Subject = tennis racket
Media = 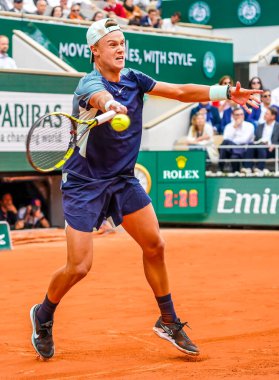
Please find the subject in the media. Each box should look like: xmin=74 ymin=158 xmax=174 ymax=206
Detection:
xmin=26 ymin=110 xmax=116 ymax=173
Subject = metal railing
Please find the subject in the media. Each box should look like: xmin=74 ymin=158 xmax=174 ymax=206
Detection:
xmin=173 ymin=143 xmax=279 ymax=173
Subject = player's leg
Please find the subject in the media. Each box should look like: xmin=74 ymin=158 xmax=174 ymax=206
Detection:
xmin=219 ymin=139 xmax=233 ymax=171
xmin=30 ymin=225 xmax=93 ymax=359
xmin=122 ymin=203 xmax=168 ymax=296
xmin=256 ymin=147 xmax=268 ymax=170
xmin=47 ymin=225 xmax=93 ymax=302
xmin=122 ymin=204 xmax=199 ymax=355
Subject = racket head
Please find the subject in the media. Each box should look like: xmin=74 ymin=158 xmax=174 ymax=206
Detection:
xmin=26 ymin=112 xmax=78 ymax=173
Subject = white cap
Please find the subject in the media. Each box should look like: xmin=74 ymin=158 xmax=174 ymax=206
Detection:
xmin=87 ymin=18 xmax=121 ymax=62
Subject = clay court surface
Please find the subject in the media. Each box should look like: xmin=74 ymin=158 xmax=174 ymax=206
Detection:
xmin=1 ymin=228 xmax=279 ymax=379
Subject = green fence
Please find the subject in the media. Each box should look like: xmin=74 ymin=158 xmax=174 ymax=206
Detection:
xmin=162 ymin=0 xmax=278 ymax=28
xmin=0 ymin=16 xmax=233 ymax=83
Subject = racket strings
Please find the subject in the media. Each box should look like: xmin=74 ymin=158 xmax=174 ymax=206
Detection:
xmin=28 ymin=114 xmax=77 ymax=171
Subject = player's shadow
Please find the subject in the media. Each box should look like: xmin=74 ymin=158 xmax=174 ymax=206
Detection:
xmin=172 ymin=354 xmax=208 ymax=362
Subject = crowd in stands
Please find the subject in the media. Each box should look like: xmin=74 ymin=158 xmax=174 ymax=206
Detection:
xmin=0 ymin=0 xmax=180 ymax=29
xmin=0 ymin=34 xmax=17 ymax=68
xmin=1 ymin=2 xmax=279 ymax=175
xmin=175 ymin=74 xmax=279 ymax=176
xmin=0 ymin=193 xmax=50 ymax=230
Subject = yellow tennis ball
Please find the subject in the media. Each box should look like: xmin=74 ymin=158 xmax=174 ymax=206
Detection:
xmin=111 ymin=114 xmax=130 ymax=132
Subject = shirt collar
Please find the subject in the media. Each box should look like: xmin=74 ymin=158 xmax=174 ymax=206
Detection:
xmin=265 ymin=120 xmax=275 ymax=128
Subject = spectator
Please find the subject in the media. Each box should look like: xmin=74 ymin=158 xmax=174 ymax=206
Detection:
xmin=123 ymin=0 xmax=142 ymax=20
xmin=17 ymin=199 xmax=50 ymax=229
xmin=248 ymin=76 xmax=264 ymax=102
xmin=59 ymin=0 xmax=70 ymax=17
xmin=0 ymin=193 xmax=18 ymax=230
xmin=68 ymin=3 xmax=84 ymax=20
xmin=161 ymin=11 xmax=181 ymax=31
xmin=133 ymin=0 xmax=150 ymax=11
xmin=219 ymin=107 xmax=254 ymax=172
xmin=179 ymin=113 xmax=219 ymax=164
xmin=50 ymin=5 xmax=63 ymax=17
xmin=103 ymin=0 xmax=127 ymax=19
xmin=212 ymin=75 xmax=234 ymax=118
xmin=272 ymin=88 xmax=279 ymax=107
xmin=140 ymin=8 xmax=161 ymax=28
xmin=9 ymin=0 xmax=26 ymax=12
xmin=220 ymin=100 xmax=244 ymax=134
xmin=249 ymin=76 xmax=264 ymax=91
xmin=156 ymin=0 xmax=162 ymax=11
xmin=189 ymin=101 xmax=221 ymax=134
xmin=0 ymin=0 xmax=8 ymax=10
xmin=271 ymin=80 xmax=279 ymax=107
xmin=247 ymin=89 xmax=279 ymax=128
xmin=0 ymin=35 xmax=17 ymax=69
xmin=92 ymin=10 xmax=105 ymax=21
xmin=242 ymin=107 xmax=279 ymax=174
xmin=106 ymin=10 xmax=117 ymax=19
xmin=128 ymin=12 xmax=142 ymax=25
xmin=33 ymin=0 xmax=47 ymax=15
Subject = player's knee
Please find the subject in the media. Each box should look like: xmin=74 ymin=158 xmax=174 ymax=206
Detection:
xmin=68 ymin=262 xmax=92 ymax=281
xmin=144 ymin=237 xmax=165 ymax=260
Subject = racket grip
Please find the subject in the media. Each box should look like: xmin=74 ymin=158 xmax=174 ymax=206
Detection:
xmin=96 ymin=110 xmax=116 ymax=125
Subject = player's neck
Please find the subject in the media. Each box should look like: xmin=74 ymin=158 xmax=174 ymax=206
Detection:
xmin=95 ymin=63 xmax=121 ymax=82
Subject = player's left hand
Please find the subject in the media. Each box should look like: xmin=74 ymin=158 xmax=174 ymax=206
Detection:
xmin=230 ymin=81 xmax=263 ymax=114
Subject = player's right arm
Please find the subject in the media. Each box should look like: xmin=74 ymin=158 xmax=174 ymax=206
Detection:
xmin=89 ymin=90 xmax=127 ymax=114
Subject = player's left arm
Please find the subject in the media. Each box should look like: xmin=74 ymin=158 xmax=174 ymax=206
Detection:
xmin=149 ymin=81 xmax=262 ymax=113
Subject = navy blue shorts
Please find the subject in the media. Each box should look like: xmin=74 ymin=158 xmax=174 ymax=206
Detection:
xmin=61 ymin=171 xmax=151 ymax=232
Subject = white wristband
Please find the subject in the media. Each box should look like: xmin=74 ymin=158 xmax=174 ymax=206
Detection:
xmin=209 ymin=85 xmax=228 ymax=101
xmin=104 ymin=99 xmax=121 ymax=111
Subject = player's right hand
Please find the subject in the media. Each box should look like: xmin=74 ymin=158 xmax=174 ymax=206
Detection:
xmin=106 ymin=100 xmax=127 ymax=114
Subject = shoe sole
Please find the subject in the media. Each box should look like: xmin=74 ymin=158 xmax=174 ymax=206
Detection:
xmin=153 ymin=327 xmax=199 ymax=356
xmin=30 ymin=304 xmax=55 ymax=360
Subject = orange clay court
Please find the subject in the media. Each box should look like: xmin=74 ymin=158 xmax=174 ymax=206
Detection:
xmin=0 ymin=228 xmax=279 ymax=379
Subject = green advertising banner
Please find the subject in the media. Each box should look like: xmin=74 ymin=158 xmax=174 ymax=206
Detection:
xmin=137 ymin=151 xmax=206 ymax=215
xmin=205 ymin=177 xmax=279 ymax=225
xmin=136 ymin=152 xmax=279 ymax=226
xmin=0 ymin=222 xmax=12 ymax=251
xmin=157 ymin=151 xmax=205 ymax=182
xmin=0 ymin=16 xmax=233 ymax=84
xmin=124 ymin=31 xmax=233 ymax=84
xmin=162 ymin=0 xmax=278 ymax=28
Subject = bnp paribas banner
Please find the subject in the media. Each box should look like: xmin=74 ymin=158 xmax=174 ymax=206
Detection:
xmin=0 ymin=17 xmax=233 ymax=83
xmin=0 ymin=71 xmax=80 ymax=171
xmin=0 ymin=91 xmax=72 ymax=152
xmin=162 ymin=0 xmax=278 ymax=28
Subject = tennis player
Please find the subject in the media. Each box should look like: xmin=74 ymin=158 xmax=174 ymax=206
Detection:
xmin=30 ymin=18 xmax=262 ymax=360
